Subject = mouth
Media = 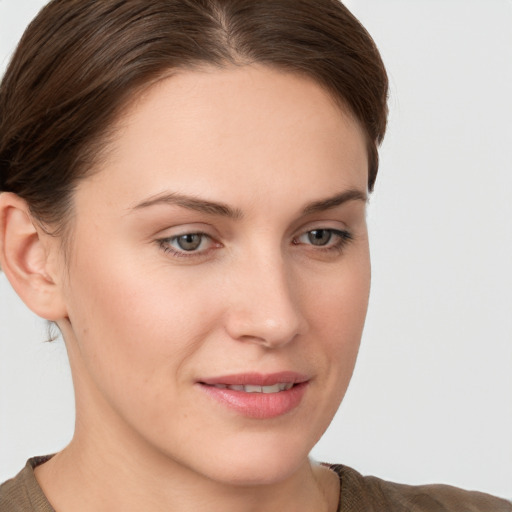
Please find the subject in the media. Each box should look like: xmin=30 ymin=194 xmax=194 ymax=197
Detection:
xmin=197 ymin=372 xmax=309 ymax=419
xmin=208 ymin=382 xmax=294 ymax=393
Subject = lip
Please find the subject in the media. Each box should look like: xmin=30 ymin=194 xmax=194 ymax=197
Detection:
xmin=197 ymin=372 xmax=310 ymax=419
xmin=199 ymin=371 xmax=309 ymax=387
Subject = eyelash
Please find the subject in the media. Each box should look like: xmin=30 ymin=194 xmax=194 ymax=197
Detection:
xmin=157 ymin=232 xmax=216 ymax=258
xmin=156 ymin=228 xmax=353 ymax=259
xmin=293 ymin=228 xmax=353 ymax=254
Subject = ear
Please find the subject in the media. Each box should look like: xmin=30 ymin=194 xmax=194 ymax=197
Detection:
xmin=0 ymin=192 xmax=67 ymax=321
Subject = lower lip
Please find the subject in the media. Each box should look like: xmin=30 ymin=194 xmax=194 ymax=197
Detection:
xmin=198 ymin=382 xmax=308 ymax=419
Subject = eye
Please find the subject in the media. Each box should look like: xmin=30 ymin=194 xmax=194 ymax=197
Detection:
xmin=305 ymin=229 xmax=334 ymax=246
xmin=294 ymin=228 xmax=352 ymax=251
xmin=175 ymin=233 xmax=204 ymax=251
xmin=157 ymin=232 xmax=216 ymax=257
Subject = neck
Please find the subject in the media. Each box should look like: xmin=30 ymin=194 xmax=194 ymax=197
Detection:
xmin=35 ymin=442 xmax=338 ymax=512
xmin=34 ymin=398 xmax=339 ymax=512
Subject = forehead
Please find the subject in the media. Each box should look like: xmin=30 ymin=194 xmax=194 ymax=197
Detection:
xmin=77 ymin=64 xmax=368 ymax=214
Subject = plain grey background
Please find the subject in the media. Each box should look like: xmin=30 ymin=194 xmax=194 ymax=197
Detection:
xmin=1 ymin=0 xmax=511 ymax=499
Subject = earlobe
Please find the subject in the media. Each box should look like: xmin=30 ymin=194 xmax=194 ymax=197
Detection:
xmin=0 ymin=192 xmax=67 ymax=321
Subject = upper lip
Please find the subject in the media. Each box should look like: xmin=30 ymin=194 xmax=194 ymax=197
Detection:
xmin=199 ymin=372 xmax=310 ymax=386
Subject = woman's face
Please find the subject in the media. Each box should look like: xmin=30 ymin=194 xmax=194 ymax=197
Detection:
xmin=56 ymin=65 xmax=370 ymax=485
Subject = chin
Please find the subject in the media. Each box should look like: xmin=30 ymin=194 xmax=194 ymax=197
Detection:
xmin=185 ymin=430 xmax=317 ymax=487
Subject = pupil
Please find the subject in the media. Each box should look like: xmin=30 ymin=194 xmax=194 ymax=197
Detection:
xmin=178 ymin=234 xmax=202 ymax=251
xmin=308 ymin=230 xmax=331 ymax=246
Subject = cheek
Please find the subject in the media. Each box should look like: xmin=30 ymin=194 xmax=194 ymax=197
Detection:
xmin=306 ymin=248 xmax=370 ymax=334
xmin=289 ymin=254 xmax=370 ymax=441
xmin=62 ymin=244 xmax=222 ymax=399
xmin=304 ymin=249 xmax=370 ymax=383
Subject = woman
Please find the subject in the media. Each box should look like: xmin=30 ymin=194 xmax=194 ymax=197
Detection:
xmin=0 ymin=1 xmax=510 ymax=511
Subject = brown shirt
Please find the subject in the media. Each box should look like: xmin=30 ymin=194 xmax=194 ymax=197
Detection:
xmin=1 ymin=456 xmax=511 ymax=511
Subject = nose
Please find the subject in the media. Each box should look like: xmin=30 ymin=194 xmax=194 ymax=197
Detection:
xmin=224 ymin=252 xmax=305 ymax=349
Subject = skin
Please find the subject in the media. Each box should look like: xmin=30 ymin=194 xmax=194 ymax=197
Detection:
xmin=1 ymin=65 xmax=370 ymax=512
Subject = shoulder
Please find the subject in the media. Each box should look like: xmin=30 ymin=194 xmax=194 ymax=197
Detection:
xmin=327 ymin=464 xmax=512 ymax=512
xmin=0 ymin=456 xmax=55 ymax=512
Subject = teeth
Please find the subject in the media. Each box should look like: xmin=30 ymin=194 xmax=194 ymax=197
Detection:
xmin=213 ymin=383 xmax=294 ymax=393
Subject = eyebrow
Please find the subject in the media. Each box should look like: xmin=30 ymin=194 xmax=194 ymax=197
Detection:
xmin=129 ymin=188 xmax=367 ymax=219
xmin=130 ymin=192 xmax=243 ymax=219
xmin=301 ymin=189 xmax=368 ymax=215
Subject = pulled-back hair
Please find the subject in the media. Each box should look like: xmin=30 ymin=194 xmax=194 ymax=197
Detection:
xmin=0 ymin=0 xmax=388 ymax=237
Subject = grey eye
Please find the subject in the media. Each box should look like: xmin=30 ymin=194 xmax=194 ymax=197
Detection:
xmin=307 ymin=229 xmax=332 ymax=246
xmin=176 ymin=234 xmax=203 ymax=251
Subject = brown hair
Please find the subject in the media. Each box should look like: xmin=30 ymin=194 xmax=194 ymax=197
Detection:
xmin=0 ymin=0 xmax=388 ymax=239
